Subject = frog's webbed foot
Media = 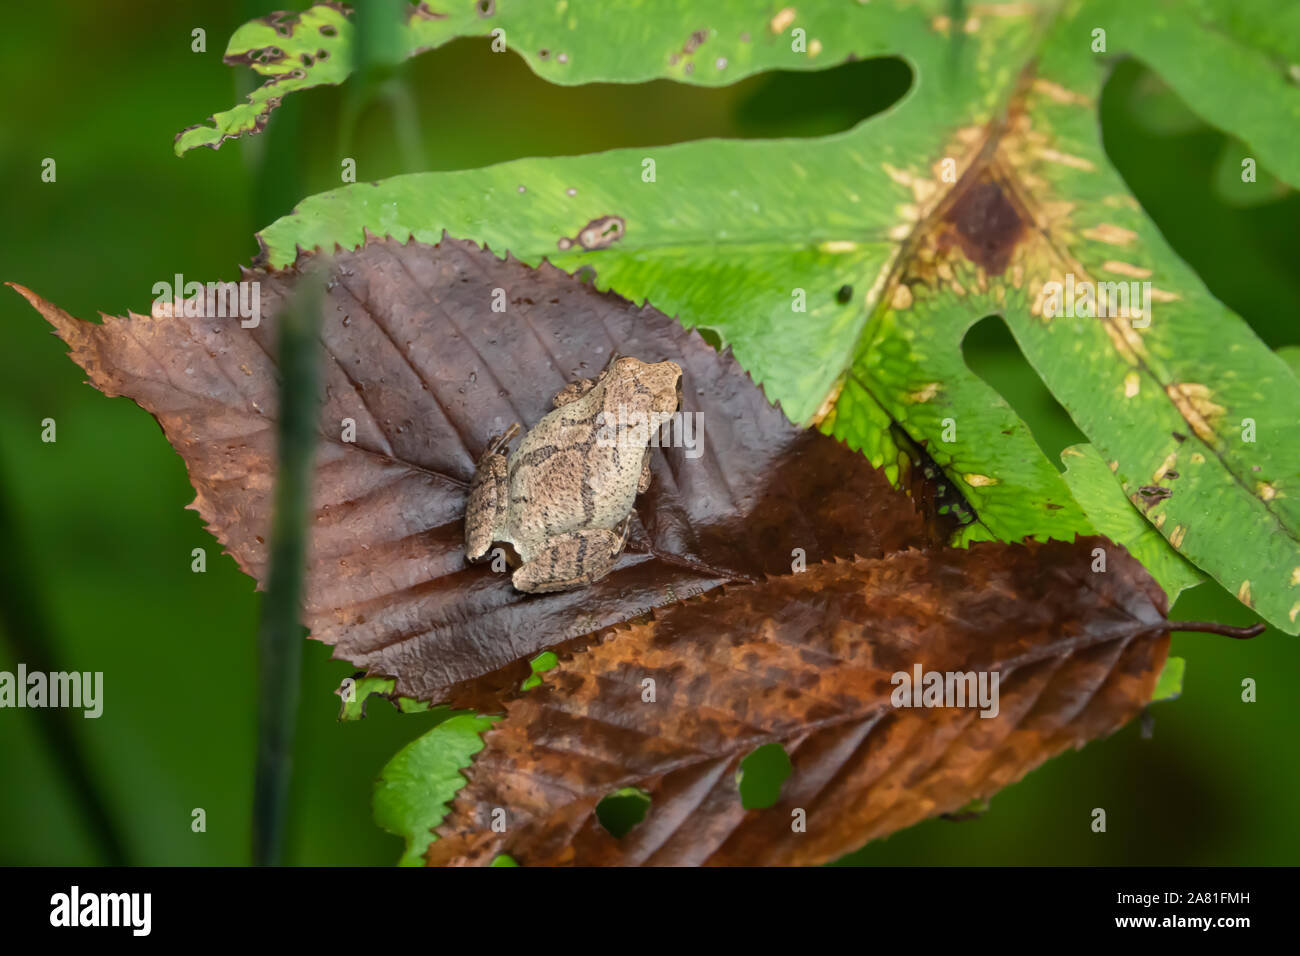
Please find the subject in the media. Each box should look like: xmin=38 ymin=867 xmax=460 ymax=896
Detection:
xmin=511 ymin=527 xmax=627 ymax=593
xmin=464 ymin=425 xmax=519 ymax=562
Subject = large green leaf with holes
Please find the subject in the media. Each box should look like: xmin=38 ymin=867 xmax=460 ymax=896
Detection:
xmin=190 ymin=0 xmax=1300 ymax=632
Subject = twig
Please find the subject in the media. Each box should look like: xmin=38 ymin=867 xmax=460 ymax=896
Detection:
xmin=1164 ymin=620 xmax=1267 ymax=640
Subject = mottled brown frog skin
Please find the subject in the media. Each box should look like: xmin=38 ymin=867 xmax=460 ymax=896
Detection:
xmin=464 ymin=356 xmax=683 ymax=593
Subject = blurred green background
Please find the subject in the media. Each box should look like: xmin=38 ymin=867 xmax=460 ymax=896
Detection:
xmin=0 ymin=1 xmax=1296 ymax=866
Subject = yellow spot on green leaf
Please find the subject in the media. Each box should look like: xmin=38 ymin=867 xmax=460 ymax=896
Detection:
xmin=1082 ymin=224 xmax=1137 ymax=246
xmin=1102 ymin=260 xmax=1153 ymax=279
xmin=770 ymin=8 xmax=796 ymax=33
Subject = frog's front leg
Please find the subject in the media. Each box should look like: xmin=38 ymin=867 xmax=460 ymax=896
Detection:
xmin=638 ymin=448 xmax=653 ymax=493
xmin=464 ymin=426 xmax=518 ymax=562
xmin=511 ymin=525 xmax=629 ymax=593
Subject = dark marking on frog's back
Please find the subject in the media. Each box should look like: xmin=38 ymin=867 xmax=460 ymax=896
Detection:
xmin=942 ymin=176 xmax=1025 ymax=275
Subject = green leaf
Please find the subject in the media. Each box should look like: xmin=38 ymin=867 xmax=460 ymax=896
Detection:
xmin=178 ymin=1 xmax=949 ymax=155
xmin=1060 ymin=444 xmax=1206 ymax=603
xmin=520 ymin=651 xmax=559 ymax=692
xmin=188 ymin=1 xmax=1300 ymax=188
xmin=1278 ymin=346 xmax=1300 ymax=379
xmin=1212 ymin=137 xmax=1290 ymax=208
xmin=176 ymin=3 xmax=355 ymax=155
xmin=336 ymin=675 xmax=432 ymax=720
xmin=833 ymin=281 xmax=1094 ymax=546
xmin=246 ymin=1 xmax=1300 ymax=632
xmin=1151 ymin=656 xmax=1186 ymax=703
xmin=1104 ymin=0 xmax=1300 ymax=190
xmin=736 ymin=743 xmax=793 ymax=811
xmin=373 ymin=713 xmax=498 ymax=866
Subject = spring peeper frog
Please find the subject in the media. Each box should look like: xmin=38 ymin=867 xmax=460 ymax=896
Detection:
xmin=464 ymin=355 xmax=683 ymax=593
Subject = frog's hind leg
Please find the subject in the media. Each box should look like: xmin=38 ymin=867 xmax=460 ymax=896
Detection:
xmin=464 ymin=425 xmax=519 ymax=562
xmin=511 ymin=527 xmax=627 ymax=593
xmin=552 ymin=378 xmax=597 ymax=408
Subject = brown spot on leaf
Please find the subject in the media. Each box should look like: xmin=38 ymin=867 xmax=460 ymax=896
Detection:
xmin=1138 ymin=485 xmax=1172 ymax=506
xmin=410 ymin=1 xmax=449 ymax=21
xmin=683 ymin=29 xmax=709 ymax=54
xmin=560 ymin=215 xmax=625 ymax=251
xmin=940 ymin=176 xmax=1026 ymax=275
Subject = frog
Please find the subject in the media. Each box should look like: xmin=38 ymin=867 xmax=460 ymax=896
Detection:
xmin=464 ymin=355 xmax=683 ymax=593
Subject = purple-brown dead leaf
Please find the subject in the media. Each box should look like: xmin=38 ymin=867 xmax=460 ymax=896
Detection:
xmin=12 ymin=236 xmax=942 ymax=705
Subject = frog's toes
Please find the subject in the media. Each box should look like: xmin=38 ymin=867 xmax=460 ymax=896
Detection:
xmin=465 ymin=453 xmax=509 ymax=561
xmin=481 ymin=423 xmax=521 ymax=458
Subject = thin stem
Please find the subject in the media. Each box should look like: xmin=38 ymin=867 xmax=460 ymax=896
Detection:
xmin=0 ymin=455 xmax=128 ymax=865
xmin=1164 ymin=620 xmax=1266 ymax=640
xmin=251 ymin=273 xmax=325 ymax=866
xmin=384 ymin=77 xmax=425 ymax=175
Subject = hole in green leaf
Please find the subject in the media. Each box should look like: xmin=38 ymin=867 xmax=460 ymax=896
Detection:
xmin=736 ymin=743 xmax=793 ymax=810
xmin=331 ymin=43 xmax=913 ymax=180
xmin=595 ymin=787 xmax=651 ymax=838
xmin=961 ymin=314 xmax=1085 ymax=470
xmin=696 ymin=326 xmax=723 ymax=350
xmin=732 ymin=57 xmax=913 ymax=138
xmin=1099 ymin=60 xmax=1300 ymax=348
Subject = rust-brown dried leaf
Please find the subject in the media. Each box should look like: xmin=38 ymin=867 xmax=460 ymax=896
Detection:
xmin=427 ymin=537 xmax=1172 ymax=866
xmin=13 ymin=237 xmax=939 ymax=705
